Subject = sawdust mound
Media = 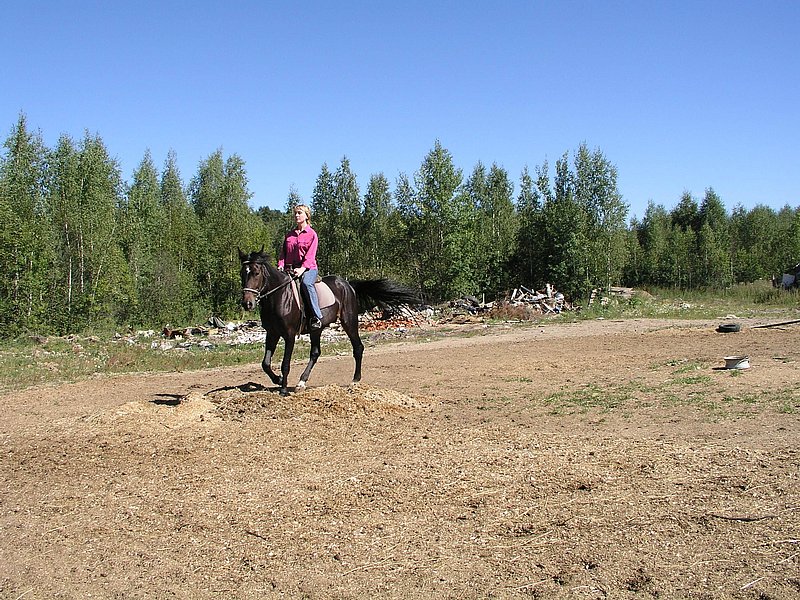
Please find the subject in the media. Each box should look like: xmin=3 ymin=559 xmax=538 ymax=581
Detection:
xmin=208 ymin=383 xmax=431 ymax=421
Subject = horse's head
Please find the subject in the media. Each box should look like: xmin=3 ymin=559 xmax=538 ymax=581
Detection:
xmin=239 ymin=248 xmax=269 ymax=311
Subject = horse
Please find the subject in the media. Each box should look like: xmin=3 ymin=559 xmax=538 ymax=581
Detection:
xmin=239 ymin=249 xmax=421 ymax=396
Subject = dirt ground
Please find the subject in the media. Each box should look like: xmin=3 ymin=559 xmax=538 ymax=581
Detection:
xmin=1 ymin=317 xmax=798 ymax=599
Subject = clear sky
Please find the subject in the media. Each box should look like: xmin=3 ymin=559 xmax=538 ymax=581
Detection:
xmin=3 ymin=1 xmax=798 ymax=220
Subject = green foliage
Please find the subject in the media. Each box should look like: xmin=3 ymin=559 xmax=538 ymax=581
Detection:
xmin=0 ymin=334 xmax=267 ymax=393
xmin=154 ymin=151 xmax=205 ymax=325
xmin=472 ymin=162 xmax=518 ymax=297
xmin=574 ymin=143 xmax=629 ymax=292
xmin=0 ymin=114 xmax=53 ymax=334
xmin=189 ymin=150 xmax=268 ymax=317
xmin=1 ymin=115 xmax=798 ymax=338
xmin=361 ymin=173 xmax=405 ymax=279
xmin=396 ymin=140 xmax=470 ymax=301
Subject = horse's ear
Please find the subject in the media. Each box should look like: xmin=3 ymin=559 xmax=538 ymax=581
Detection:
xmin=259 ymin=245 xmax=264 ymax=255
xmin=238 ymin=248 xmax=247 ymax=262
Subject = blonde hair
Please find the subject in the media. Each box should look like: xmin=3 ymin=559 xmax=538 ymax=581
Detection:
xmin=294 ymin=204 xmax=312 ymax=227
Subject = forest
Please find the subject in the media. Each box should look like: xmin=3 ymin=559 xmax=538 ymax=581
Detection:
xmin=1 ymin=114 xmax=798 ymax=337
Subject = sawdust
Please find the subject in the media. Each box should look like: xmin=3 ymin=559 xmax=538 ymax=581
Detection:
xmin=1 ymin=318 xmax=799 ymax=599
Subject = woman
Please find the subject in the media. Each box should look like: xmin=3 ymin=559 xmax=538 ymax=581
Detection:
xmin=277 ymin=204 xmax=323 ymax=330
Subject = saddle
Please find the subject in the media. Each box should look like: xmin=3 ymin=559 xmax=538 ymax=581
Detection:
xmin=290 ymin=278 xmax=336 ymax=331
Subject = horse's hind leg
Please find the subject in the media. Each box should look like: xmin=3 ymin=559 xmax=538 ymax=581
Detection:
xmin=341 ymin=315 xmax=365 ymax=383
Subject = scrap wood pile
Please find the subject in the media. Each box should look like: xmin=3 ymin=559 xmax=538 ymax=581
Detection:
xmin=359 ymin=304 xmax=430 ymax=332
xmin=507 ymin=284 xmax=570 ymax=313
xmin=449 ymin=295 xmax=489 ymax=315
xmin=443 ymin=284 xmax=574 ymax=323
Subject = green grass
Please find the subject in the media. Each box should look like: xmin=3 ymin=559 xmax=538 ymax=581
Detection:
xmin=1 ymin=280 xmax=797 ymax=395
xmin=539 ymin=378 xmax=800 ymax=417
xmin=543 ymin=383 xmax=636 ymax=413
xmin=0 ymin=335 xmax=267 ymax=393
xmin=576 ymin=279 xmax=799 ymax=321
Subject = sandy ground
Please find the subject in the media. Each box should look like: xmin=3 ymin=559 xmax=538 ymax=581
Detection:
xmin=1 ymin=317 xmax=798 ymax=599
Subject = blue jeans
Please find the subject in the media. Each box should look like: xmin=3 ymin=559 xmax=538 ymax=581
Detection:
xmin=301 ymin=269 xmax=323 ymax=320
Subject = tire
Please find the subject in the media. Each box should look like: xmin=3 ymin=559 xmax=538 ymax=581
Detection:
xmin=717 ymin=323 xmax=741 ymax=333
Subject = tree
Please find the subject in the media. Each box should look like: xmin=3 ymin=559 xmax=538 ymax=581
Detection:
xmin=393 ymin=172 xmax=420 ymax=287
xmin=330 ymin=157 xmax=362 ymax=275
xmin=697 ymin=188 xmax=731 ymax=286
xmin=671 ymin=191 xmax=700 ymax=232
xmin=573 ymin=143 xmax=628 ymax=292
xmin=148 ymin=151 xmax=203 ymax=325
xmin=462 ymin=162 xmax=489 ymax=293
xmin=47 ymin=132 xmax=130 ymax=330
xmin=667 ymin=224 xmax=697 ymax=288
xmin=696 ymin=222 xmax=729 ymax=288
xmin=769 ymin=205 xmax=800 ymax=280
xmin=411 ymin=140 xmax=467 ymax=300
xmin=478 ymin=163 xmax=517 ymax=296
xmin=362 ymin=172 xmax=401 ymax=278
xmin=0 ymin=114 xmax=53 ymax=333
xmin=190 ymin=150 xmax=265 ymax=316
xmin=635 ymin=201 xmax=673 ymax=286
xmin=256 ymin=204 xmax=288 ymax=261
xmin=310 ymin=164 xmax=336 ymax=271
xmin=510 ymin=165 xmax=544 ymax=287
xmin=668 ymin=192 xmax=701 ymax=288
xmin=537 ymin=153 xmax=590 ymax=299
xmin=121 ymin=150 xmax=165 ymax=322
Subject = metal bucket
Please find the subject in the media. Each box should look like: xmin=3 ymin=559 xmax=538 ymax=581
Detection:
xmin=723 ymin=355 xmax=750 ymax=369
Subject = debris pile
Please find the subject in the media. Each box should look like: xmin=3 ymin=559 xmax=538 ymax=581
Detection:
xmin=359 ymin=304 xmax=432 ymax=332
xmin=774 ymin=262 xmax=800 ymax=289
xmin=589 ymin=286 xmax=635 ymax=305
xmin=123 ymin=309 xmax=428 ymax=352
xmin=112 ymin=283 xmax=588 ymax=353
xmin=449 ymin=296 xmax=487 ymax=314
xmin=442 ymin=285 xmax=573 ymax=322
xmin=508 ymin=284 xmax=569 ymax=314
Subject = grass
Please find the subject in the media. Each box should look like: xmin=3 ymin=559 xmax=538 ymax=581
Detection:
xmin=577 ymin=280 xmax=799 ymax=321
xmin=0 ymin=335 xmax=266 ymax=393
xmin=538 ymin=375 xmax=800 ymax=417
xmin=1 ymin=280 xmax=797 ymax=395
xmin=543 ymin=383 xmax=635 ymax=413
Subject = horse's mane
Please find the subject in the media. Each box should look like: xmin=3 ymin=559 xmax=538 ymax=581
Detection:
xmin=244 ymin=250 xmax=284 ymax=278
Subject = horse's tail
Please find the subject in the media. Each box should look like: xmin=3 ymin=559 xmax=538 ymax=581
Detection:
xmin=349 ymin=278 xmax=422 ymax=314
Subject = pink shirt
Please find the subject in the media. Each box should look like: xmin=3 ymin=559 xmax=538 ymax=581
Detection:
xmin=278 ymin=226 xmax=319 ymax=269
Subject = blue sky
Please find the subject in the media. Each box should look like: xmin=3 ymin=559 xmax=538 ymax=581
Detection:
xmin=3 ymin=1 xmax=798 ymax=220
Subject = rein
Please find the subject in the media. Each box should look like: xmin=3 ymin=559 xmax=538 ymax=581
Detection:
xmin=242 ymin=261 xmax=294 ymax=302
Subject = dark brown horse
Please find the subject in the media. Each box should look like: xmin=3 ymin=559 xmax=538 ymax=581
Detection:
xmin=239 ymin=249 xmax=420 ymax=396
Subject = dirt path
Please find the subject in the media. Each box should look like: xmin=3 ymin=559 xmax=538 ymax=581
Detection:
xmin=1 ymin=318 xmax=798 ymax=599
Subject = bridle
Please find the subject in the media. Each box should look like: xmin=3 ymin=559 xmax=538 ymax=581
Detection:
xmin=241 ymin=260 xmax=294 ymax=302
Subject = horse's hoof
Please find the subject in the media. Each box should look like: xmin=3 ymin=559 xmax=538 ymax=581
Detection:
xmin=279 ymin=388 xmax=290 ymax=397
xmin=296 ymin=380 xmax=306 ymax=391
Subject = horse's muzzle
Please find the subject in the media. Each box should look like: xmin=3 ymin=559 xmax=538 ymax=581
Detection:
xmin=242 ymin=293 xmax=258 ymax=311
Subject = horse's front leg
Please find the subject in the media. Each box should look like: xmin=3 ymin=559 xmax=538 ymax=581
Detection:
xmin=261 ymin=331 xmax=282 ymax=386
xmin=278 ymin=335 xmax=295 ymax=396
xmin=296 ymin=331 xmax=322 ymax=391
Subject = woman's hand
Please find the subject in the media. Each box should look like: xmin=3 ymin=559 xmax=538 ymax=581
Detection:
xmin=292 ymin=267 xmax=306 ymax=278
